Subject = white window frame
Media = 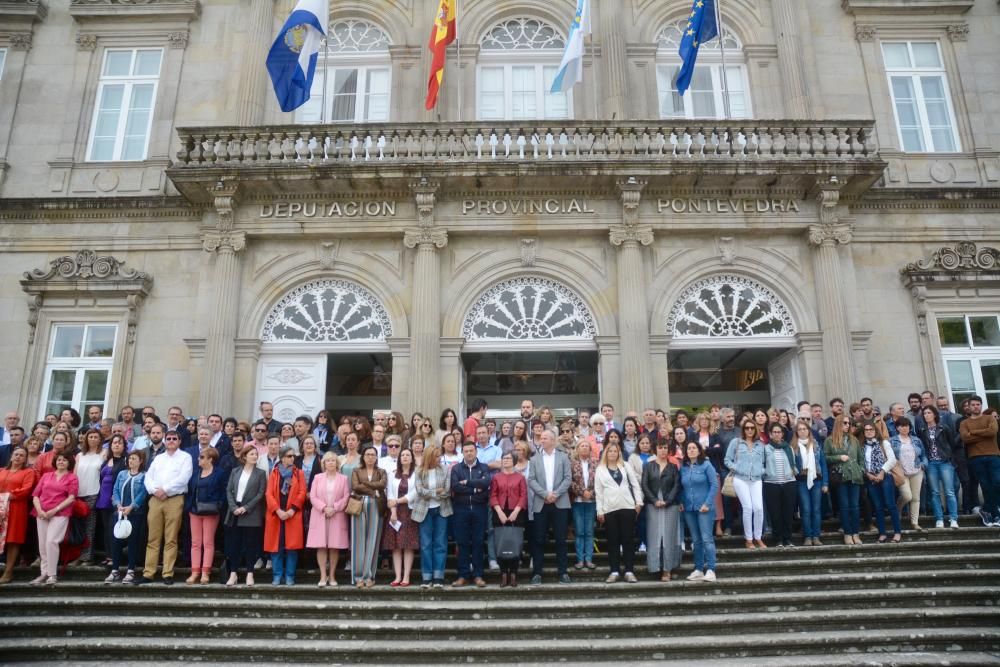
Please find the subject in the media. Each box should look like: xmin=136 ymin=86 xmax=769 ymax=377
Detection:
xmin=476 ymin=55 xmax=572 ymax=121
xmin=86 ymin=48 xmax=163 ymax=162
xmin=39 ymin=323 xmax=118 ymax=419
xmin=0 ymin=48 xmax=6 ymax=81
xmin=937 ymin=314 xmax=1000 ymax=409
xmin=298 ymin=56 xmax=392 ymax=124
xmin=655 ymin=61 xmax=751 ymax=120
xmin=881 ymin=40 xmax=961 ymax=153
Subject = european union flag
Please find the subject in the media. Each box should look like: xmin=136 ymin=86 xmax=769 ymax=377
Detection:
xmin=265 ymin=0 xmax=328 ymax=112
xmin=676 ymin=0 xmax=718 ymax=96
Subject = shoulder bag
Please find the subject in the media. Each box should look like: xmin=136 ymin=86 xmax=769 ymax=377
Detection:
xmin=721 ymin=472 xmax=737 ymax=498
xmin=883 ymin=442 xmax=907 ymax=487
xmin=345 ymin=495 xmax=364 ymax=516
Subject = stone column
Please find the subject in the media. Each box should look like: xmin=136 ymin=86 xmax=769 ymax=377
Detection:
xmin=771 ymin=0 xmax=811 ymax=118
xmin=808 ymin=179 xmax=857 ymax=404
xmin=235 ymin=0 xmax=274 ymax=125
xmin=403 ymin=179 xmax=446 ymax=418
xmin=610 ymin=178 xmax=654 ymax=412
xmin=598 ymin=0 xmax=629 ymax=119
xmin=199 ymin=179 xmax=244 ymax=415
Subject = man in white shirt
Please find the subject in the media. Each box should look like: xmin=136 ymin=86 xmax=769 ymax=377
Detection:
xmin=137 ymin=430 xmax=192 ymax=585
xmin=379 ymin=435 xmax=402 ymax=475
xmin=0 ymin=411 xmax=19 ymax=445
xmin=601 ymin=403 xmax=618 ymax=433
xmin=258 ymin=435 xmax=281 ymax=474
xmin=527 ymin=430 xmax=572 ymax=585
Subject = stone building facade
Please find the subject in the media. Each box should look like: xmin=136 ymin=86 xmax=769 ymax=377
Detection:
xmin=1 ymin=0 xmax=998 ymax=424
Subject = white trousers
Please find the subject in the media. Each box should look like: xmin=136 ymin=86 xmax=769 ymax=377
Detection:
xmin=733 ymin=477 xmax=764 ymax=540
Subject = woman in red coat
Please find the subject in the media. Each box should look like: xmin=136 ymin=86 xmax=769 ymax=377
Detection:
xmin=264 ymin=446 xmax=307 ymax=586
xmin=0 ymin=447 xmax=37 ymax=584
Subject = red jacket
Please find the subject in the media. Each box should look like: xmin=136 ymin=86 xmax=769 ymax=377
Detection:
xmin=263 ymin=466 xmax=307 ymax=553
xmin=489 ymin=471 xmax=527 ymax=512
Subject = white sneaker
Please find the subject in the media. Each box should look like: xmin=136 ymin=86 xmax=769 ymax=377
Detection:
xmin=489 ymin=560 xmax=500 ymax=572
xmin=949 ymin=519 xmax=959 ymax=529
xmin=934 ymin=520 xmax=944 ymax=529
xmin=703 ymin=570 xmax=717 ymax=582
xmin=686 ymin=570 xmax=704 ymax=581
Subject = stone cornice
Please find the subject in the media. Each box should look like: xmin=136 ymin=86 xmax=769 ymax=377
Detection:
xmin=842 ymin=0 xmax=974 ymax=15
xmin=69 ymin=0 xmax=200 ymax=22
xmin=0 ymin=195 xmax=203 ymax=221
xmin=0 ymin=0 xmax=47 ymax=21
xmin=852 ymin=188 xmax=1000 ymax=212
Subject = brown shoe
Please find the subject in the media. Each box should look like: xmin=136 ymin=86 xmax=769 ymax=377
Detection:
xmin=753 ymin=539 xmax=768 ymax=549
xmin=185 ymin=572 xmax=199 ymax=585
xmin=745 ymin=540 xmax=756 ymax=550
xmin=500 ymin=574 xmax=508 ymax=588
xmin=474 ymin=577 xmax=487 ymax=588
xmin=451 ymin=578 xmax=467 ymax=588
xmin=509 ymin=573 xmax=517 ymax=588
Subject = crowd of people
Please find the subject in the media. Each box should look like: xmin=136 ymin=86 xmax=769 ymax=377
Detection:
xmin=0 ymin=390 xmax=997 ymax=589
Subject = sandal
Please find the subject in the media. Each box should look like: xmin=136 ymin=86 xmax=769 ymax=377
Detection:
xmin=660 ymin=572 xmax=671 ymax=582
xmin=891 ymin=534 xmax=902 ymax=543
xmin=877 ymin=535 xmax=888 ymax=543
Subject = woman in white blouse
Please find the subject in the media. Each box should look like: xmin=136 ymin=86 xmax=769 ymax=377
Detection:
xmin=72 ymin=427 xmax=105 ymax=565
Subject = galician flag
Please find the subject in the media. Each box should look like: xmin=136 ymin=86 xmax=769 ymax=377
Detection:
xmin=265 ymin=0 xmax=329 ymax=112
xmin=550 ymin=0 xmax=591 ymax=93
xmin=425 ymin=0 xmax=457 ymax=110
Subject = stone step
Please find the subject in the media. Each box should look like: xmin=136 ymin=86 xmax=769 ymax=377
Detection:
xmin=3 ymin=628 xmax=998 ymax=663
xmin=4 ymin=606 xmax=996 ymax=642
xmin=3 ymin=585 xmax=993 ymax=622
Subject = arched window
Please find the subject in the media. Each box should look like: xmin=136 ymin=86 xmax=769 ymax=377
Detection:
xmin=477 ymin=17 xmax=571 ymax=120
xmin=261 ymin=279 xmax=393 ymax=343
xmin=297 ymin=19 xmax=392 ymax=123
xmin=666 ymin=275 xmax=795 ymax=338
xmin=655 ymin=18 xmax=750 ymax=119
xmin=463 ymin=277 xmax=597 ymax=342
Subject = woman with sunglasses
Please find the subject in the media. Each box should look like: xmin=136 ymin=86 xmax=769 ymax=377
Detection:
xmin=312 ymin=410 xmax=334 ymax=452
xmin=825 ymin=415 xmax=865 ymax=545
xmin=264 ymin=446 xmax=307 ymax=585
xmin=724 ymin=420 xmax=767 ymax=549
xmin=185 ymin=447 xmax=227 ymax=584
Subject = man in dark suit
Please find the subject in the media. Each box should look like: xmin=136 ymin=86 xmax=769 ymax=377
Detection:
xmin=528 ymin=430 xmax=573 ymax=585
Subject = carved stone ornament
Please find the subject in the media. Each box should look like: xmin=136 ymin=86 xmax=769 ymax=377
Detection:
xmin=403 ymin=226 xmax=448 ymax=249
xmin=202 ymin=231 xmax=246 ymax=254
xmin=23 ymin=249 xmax=147 ymax=281
xmin=261 ymin=279 xmax=392 ymax=343
xmin=410 ymin=178 xmax=439 ymax=225
xmin=267 ymin=368 xmax=313 ymax=385
xmin=854 ymin=24 xmax=876 ymax=42
xmin=946 ymin=24 xmax=969 ymax=42
xmin=210 ymin=177 xmax=240 ymax=231
xmin=317 ymin=240 xmax=339 ymax=270
xmin=807 ymin=223 xmax=853 ymax=247
xmin=75 ymin=33 xmax=97 ymax=50
xmin=71 ymin=0 xmax=197 ymax=5
xmin=666 ymin=274 xmax=796 ymax=338
xmin=617 ymin=176 xmax=647 ymax=225
xmin=9 ymin=32 xmax=32 ymax=51
xmin=902 ymin=241 xmax=1000 ymax=273
xmin=462 ymin=276 xmax=598 ymax=341
xmin=717 ymin=236 xmax=737 ymax=265
xmin=815 ymin=176 xmax=842 ymax=225
xmin=520 ymin=238 xmax=537 ymax=267
xmin=167 ymin=31 xmax=189 ymax=48
xmin=25 ymin=295 xmax=42 ymax=345
xmin=609 ymin=224 xmax=654 ymax=247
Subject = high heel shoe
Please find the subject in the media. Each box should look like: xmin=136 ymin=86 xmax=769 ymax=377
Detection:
xmin=245 ymin=573 xmax=254 ymax=587
xmin=753 ymin=539 xmax=767 ymax=549
xmin=185 ymin=572 xmax=199 ymax=585
xmin=200 ymin=572 xmax=211 ymax=585
xmin=226 ymin=572 xmax=238 ymax=587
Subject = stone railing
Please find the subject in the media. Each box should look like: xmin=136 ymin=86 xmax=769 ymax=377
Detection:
xmin=173 ymin=121 xmax=878 ymax=167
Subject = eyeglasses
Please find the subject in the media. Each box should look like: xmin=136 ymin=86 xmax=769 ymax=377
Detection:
xmin=165 ymin=436 xmax=179 ymax=441
xmin=560 ymin=429 xmax=573 ymax=434
xmin=387 ymin=444 xmax=400 ymax=449
xmin=253 ymin=428 xmax=265 ymax=432
xmin=743 ymin=426 xmax=755 ymax=431
xmin=842 ymin=420 xmax=851 ymax=425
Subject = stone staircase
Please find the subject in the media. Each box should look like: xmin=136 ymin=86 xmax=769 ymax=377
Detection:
xmin=1 ymin=516 xmax=998 ymax=665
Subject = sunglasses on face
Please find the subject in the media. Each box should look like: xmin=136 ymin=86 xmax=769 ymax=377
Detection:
xmin=388 ymin=444 xmax=400 ymax=449
xmin=165 ymin=437 xmax=179 ymax=441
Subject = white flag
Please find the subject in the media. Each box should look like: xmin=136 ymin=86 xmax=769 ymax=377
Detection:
xmin=550 ymin=0 xmax=591 ymax=93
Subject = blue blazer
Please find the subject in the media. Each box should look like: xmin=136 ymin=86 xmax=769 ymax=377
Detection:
xmin=185 ymin=466 xmax=228 ymax=512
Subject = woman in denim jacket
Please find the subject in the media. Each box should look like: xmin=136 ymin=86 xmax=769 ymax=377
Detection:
xmin=680 ymin=441 xmax=720 ymax=582
xmin=889 ymin=418 xmax=928 ymax=530
xmin=723 ymin=420 xmax=767 ymax=549
xmin=793 ymin=420 xmax=828 ymax=546
xmin=108 ymin=449 xmax=148 ymax=583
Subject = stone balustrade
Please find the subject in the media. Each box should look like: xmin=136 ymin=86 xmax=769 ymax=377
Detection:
xmin=173 ymin=121 xmax=878 ymax=167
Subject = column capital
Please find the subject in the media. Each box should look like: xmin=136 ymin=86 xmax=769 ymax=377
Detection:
xmin=403 ymin=226 xmax=448 ymax=249
xmin=610 ymin=224 xmax=654 ymax=247
xmin=208 ymin=176 xmax=241 ymax=231
xmin=807 ymin=223 xmax=852 ymax=247
xmin=203 ymin=231 xmax=247 ymax=254
xmin=409 ymin=177 xmax=441 ymax=225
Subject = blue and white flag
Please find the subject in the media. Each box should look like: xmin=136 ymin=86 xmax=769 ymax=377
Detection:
xmin=550 ymin=0 xmax=591 ymax=93
xmin=676 ymin=0 xmax=719 ymax=96
xmin=266 ymin=0 xmax=328 ymax=112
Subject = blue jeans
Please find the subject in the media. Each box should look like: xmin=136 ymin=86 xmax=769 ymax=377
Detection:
xmin=572 ymin=501 xmax=596 ymax=563
xmin=835 ymin=482 xmax=861 ymax=535
xmin=926 ymin=460 xmax=958 ymax=522
xmin=866 ymin=476 xmax=901 ymax=536
xmin=968 ymin=455 xmax=1000 ymax=517
xmin=270 ymin=547 xmax=298 ymax=584
xmin=452 ymin=503 xmax=487 ymax=579
xmin=797 ymin=481 xmax=823 ymax=539
xmin=418 ymin=506 xmax=448 ymax=582
xmin=683 ymin=510 xmax=717 ymax=571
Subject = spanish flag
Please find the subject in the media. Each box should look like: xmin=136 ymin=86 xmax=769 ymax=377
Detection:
xmin=425 ymin=0 xmax=457 ymax=110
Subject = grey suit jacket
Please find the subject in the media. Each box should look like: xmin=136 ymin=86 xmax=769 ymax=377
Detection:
xmin=225 ymin=466 xmax=267 ymax=528
xmin=528 ymin=449 xmax=572 ymax=513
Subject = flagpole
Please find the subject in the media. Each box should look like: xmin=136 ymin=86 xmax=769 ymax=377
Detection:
xmin=320 ymin=36 xmax=328 ymax=123
xmin=455 ymin=0 xmax=463 ymax=122
xmin=714 ymin=0 xmax=731 ymax=121
xmin=589 ymin=32 xmax=598 ymax=119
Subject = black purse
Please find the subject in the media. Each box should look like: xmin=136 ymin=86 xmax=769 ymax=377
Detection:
xmin=192 ymin=479 xmax=222 ymax=516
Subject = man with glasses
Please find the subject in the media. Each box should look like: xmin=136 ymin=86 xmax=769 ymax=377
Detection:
xmin=136 ymin=430 xmax=192 ymax=585
xmin=825 ymin=398 xmax=846 ymax=434
xmin=249 ymin=423 xmax=269 ymax=457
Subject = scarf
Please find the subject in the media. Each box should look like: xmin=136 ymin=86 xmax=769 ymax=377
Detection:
xmin=277 ymin=463 xmax=295 ymax=495
xmin=773 ymin=441 xmax=798 ymax=478
xmin=865 ymin=438 xmax=886 ymax=474
xmin=797 ymin=439 xmax=816 ymax=489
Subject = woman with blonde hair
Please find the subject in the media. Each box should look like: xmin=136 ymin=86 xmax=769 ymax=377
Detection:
xmin=793 ymin=420 xmax=827 ymax=546
xmin=825 ymin=414 xmax=865 ymax=545
xmin=595 ymin=441 xmax=643 ymax=583
xmin=306 ymin=452 xmax=350 ymax=587
xmin=410 ymin=446 xmax=452 ymax=588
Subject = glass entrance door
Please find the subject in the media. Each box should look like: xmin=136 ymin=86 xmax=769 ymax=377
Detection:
xmin=462 ymin=350 xmax=599 ymax=416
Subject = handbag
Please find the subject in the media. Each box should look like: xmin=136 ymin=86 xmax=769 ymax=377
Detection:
xmin=494 ymin=524 xmax=524 ymax=560
xmin=883 ymin=443 xmax=907 ymax=486
xmin=195 ymin=501 xmax=222 ymax=515
xmin=721 ymin=472 xmax=737 ymax=498
xmin=345 ymin=495 xmax=364 ymax=516
xmin=113 ymin=511 xmax=132 ymax=539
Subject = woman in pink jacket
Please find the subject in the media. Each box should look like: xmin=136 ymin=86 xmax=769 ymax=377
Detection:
xmin=306 ymin=452 xmax=351 ymax=587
